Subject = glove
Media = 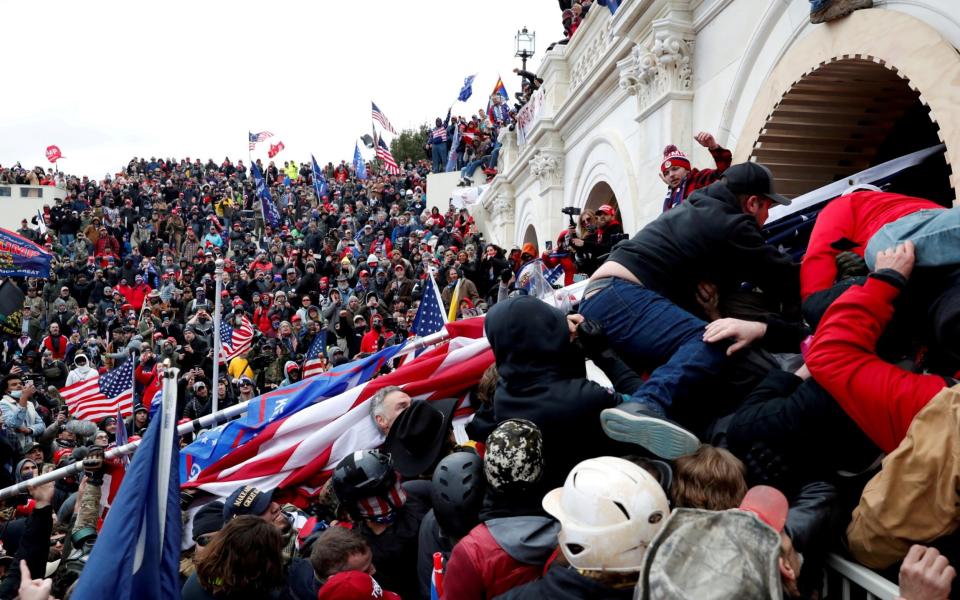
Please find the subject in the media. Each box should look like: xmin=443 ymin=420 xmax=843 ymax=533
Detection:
xmin=82 ymin=447 xmax=105 ymax=486
xmin=835 ymin=251 xmax=868 ymax=281
xmin=576 ymin=319 xmax=610 ymax=360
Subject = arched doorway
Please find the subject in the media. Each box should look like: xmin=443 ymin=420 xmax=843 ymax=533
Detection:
xmin=750 ymin=57 xmax=952 ymax=205
xmin=522 ymin=224 xmax=539 ymax=250
xmin=584 ymin=181 xmax=617 ymax=213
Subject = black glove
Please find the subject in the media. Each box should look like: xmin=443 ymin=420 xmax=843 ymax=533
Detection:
xmin=82 ymin=446 xmax=105 ymax=485
xmin=576 ymin=319 xmax=610 ymax=360
xmin=835 ymin=251 xmax=868 ymax=281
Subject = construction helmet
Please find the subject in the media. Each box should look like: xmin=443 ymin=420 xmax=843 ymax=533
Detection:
xmin=542 ymin=456 xmax=669 ymax=572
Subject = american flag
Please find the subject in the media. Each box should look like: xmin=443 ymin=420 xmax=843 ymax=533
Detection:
xmin=371 ymin=101 xmax=397 ymax=135
xmin=376 ymin=137 xmax=401 ymax=175
xmin=413 ymin=274 xmax=447 ymax=336
xmin=431 ymin=126 xmax=448 ymax=143
xmin=220 ymin=315 xmax=255 ymax=362
xmin=61 ymin=359 xmax=135 ymax=422
xmin=302 ymin=331 xmax=328 ymax=379
xmin=248 ymin=130 xmax=274 ymax=150
xmin=181 ymin=319 xmax=490 ymax=504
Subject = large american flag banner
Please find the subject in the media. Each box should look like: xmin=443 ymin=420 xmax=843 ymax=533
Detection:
xmin=302 ymin=331 xmax=328 ymax=379
xmin=431 ymin=126 xmax=448 ymax=143
xmin=248 ymin=130 xmax=274 ymax=150
xmin=220 ymin=315 xmax=255 ymax=362
xmin=371 ymin=101 xmax=397 ymax=135
xmin=182 ymin=319 xmax=489 ymax=504
xmin=61 ymin=359 xmax=135 ymax=422
xmin=376 ymin=137 xmax=401 ymax=175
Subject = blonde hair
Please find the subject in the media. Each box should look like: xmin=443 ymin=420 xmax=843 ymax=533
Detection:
xmin=671 ymin=445 xmax=748 ymax=510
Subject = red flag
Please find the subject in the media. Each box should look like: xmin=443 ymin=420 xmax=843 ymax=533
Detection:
xmin=267 ymin=141 xmax=285 ymax=158
xmin=45 ymin=145 xmax=63 ymax=163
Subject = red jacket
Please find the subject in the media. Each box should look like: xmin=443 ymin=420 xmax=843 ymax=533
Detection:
xmin=117 ymin=283 xmax=152 ymax=310
xmin=360 ymin=329 xmax=383 ymax=354
xmin=41 ymin=335 xmax=68 ymax=360
xmin=806 ymin=274 xmax=945 ymax=453
xmin=442 ymin=523 xmax=542 ymax=600
xmin=800 ymin=191 xmax=941 ymax=300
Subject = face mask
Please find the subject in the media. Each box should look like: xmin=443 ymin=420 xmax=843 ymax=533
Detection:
xmin=9 ymin=391 xmax=22 ymax=399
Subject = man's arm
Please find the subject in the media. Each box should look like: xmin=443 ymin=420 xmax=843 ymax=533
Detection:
xmin=806 ymin=242 xmax=944 ymax=453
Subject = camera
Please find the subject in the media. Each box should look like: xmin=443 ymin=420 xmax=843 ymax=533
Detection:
xmin=561 ymin=206 xmax=581 ymax=228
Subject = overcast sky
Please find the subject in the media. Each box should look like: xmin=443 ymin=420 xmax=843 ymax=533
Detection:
xmin=1 ymin=0 xmax=559 ymax=178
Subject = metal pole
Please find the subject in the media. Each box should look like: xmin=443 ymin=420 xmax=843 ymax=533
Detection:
xmin=211 ymin=259 xmax=224 ymax=414
xmin=0 ymin=365 xmax=180 ymax=501
xmin=0 ymin=327 xmax=458 ymax=500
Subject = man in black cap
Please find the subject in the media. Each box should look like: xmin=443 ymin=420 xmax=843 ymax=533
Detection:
xmin=579 ymin=162 xmax=797 ymax=460
xmin=222 ymin=484 xmax=285 ymax=529
xmin=380 ymin=398 xmax=458 ymax=479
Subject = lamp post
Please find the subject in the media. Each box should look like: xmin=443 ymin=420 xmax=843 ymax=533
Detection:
xmin=211 ymin=258 xmax=224 ymax=414
xmin=515 ymin=26 xmax=536 ymax=73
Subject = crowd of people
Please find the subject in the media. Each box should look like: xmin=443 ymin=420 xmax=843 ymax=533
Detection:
xmin=1 ymin=118 xmax=959 ymax=599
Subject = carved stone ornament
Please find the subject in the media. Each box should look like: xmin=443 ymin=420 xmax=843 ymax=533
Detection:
xmin=529 ymin=151 xmax=563 ymax=187
xmin=618 ymin=31 xmax=693 ymax=113
xmin=490 ymin=193 xmax=515 ymax=219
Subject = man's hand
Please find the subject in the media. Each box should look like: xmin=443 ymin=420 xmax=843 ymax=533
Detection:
xmin=875 ymin=240 xmax=916 ymax=280
xmin=28 ymin=479 xmax=55 ymax=509
xmin=20 ymin=382 xmax=34 ymax=405
xmin=694 ymin=131 xmax=719 ymax=150
xmin=17 ymin=560 xmax=52 ymax=600
xmin=695 ymin=282 xmax=721 ymax=322
xmin=703 ymin=318 xmax=767 ymax=356
xmin=566 ymin=314 xmax=584 ymax=340
xmin=898 ymin=545 xmax=955 ymax=600
xmin=570 ymin=237 xmax=584 ymax=248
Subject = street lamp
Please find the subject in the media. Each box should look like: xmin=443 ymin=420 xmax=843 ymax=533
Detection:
xmin=515 ymin=26 xmax=536 ymax=72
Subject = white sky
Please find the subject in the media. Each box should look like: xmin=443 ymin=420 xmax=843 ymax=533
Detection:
xmin=0 ymin=0 xmax=560 ymax=178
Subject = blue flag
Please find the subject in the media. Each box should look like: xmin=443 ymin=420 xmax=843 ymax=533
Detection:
xmin=353 ymin=143 xmax=367 ymax=180
xmin=71 ymin=384 xmax=181 ymax=600
xmin=0 ymin=228 xmax=53 ymax=278
xmin=250 ymin=162 xmax=281 ymax=229
xmin=598 ymin=0 xmax=620 ymax=14
xmin=458 ymin=74 xmax=476 ymax=102
xmin=311 ymin=154 xmax=329 ymax=200
xmin=180 ymin=343 xmax=404 ymax=481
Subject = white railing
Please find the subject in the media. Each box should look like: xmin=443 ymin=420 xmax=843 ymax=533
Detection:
xmin=824 ymin=554 xmax=899 ymax=600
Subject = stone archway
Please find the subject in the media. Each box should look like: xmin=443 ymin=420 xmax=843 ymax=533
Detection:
xmin=748 ymin=57 xmax=951 ymax=203
xmin=584 ymin=181 xmax=617 ymax=213
xmin=522 ymin=224 xmax=539 ymax=250
xmin=731 ymin=9 xmax=960 ymax=203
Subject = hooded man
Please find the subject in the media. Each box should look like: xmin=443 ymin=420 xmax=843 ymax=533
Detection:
xmin=65 ymin=353 xmax=97 ymax=387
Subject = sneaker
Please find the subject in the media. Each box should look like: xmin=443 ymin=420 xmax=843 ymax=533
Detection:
xmin=600 ymin=403 xmax=700 ymax=459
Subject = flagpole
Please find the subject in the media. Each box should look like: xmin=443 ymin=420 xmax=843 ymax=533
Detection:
xmin=0 ymin=363 xmax=179 ymax=501
xmin=211 ymin=259 xmax=224 ymax=414
xmin=0 ymin=329 xmax=457 ymax=500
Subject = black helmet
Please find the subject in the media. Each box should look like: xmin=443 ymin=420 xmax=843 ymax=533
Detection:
xmin=331 ymin=450 xmax=396 ymax=505
xmin=431 ymin=451 xmax=485 ymax=539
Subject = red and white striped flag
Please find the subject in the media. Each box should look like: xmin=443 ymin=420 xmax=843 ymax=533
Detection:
xmin=376 ymin=137 xmax=401 ymax=175
xmin=61 ymin=359 xmax=135 ymax=422
xmin=220 ymin=315 xmax=255 ymax=363
xmin=371 ymin=101 xmax=398 ymax=135
xmin=183 ymin=319 xmax=490 ymax=503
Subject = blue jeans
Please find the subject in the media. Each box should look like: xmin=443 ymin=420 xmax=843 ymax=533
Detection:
xmin=431 ymin=143 xmax=448 ymax=173
xmin=865 ymin=208 xmax=960 ymax=270
xmin=579 ymin=279 xmax=727 ymax=415
xmin=461 ymin=160 xmax=485 ymax=180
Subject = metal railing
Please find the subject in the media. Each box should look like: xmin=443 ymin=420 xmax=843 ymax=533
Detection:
xmin=824 ymin=554 xmax=899 ymax=600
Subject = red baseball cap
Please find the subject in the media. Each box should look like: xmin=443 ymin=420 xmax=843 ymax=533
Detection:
xmin=318 ymin=572 xmax=400 ymax=600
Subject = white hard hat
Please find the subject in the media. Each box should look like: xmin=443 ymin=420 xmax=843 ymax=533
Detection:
xmin=542 ymin=456 xmax=669 ymax=572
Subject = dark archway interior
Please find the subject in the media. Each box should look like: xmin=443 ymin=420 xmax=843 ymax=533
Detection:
xmin=584 ymin=181 xmax=617 ymax=213
xmin=751 ymin=57 xmax=953 ymax=205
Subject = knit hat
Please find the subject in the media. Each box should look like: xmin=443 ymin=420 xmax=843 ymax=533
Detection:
xmin=661 ymin=145 xmax=691 ymax=174
xmin=484 ymin=419 xmax=544 ymax=493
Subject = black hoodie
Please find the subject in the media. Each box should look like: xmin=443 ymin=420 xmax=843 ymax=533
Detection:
xmin=480 ymin=296 xmax=638 ymax=488
xmin=607 ymin=181 xmax=798 ymax=314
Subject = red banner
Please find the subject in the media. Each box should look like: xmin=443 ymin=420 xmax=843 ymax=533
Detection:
xmin=45 ymin=145 xmax=63 ymax=163
xmin=267 ymin=141 xmax=285 ymax=158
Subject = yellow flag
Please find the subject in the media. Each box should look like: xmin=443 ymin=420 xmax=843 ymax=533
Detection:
xmin=447 ymin=279 xmax=461 ymax=322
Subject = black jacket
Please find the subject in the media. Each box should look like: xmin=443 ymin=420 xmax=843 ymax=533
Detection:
xmin=608 ymin=181 xmax=798 ymax=314
xmin=478 ymin=296 xmax=642 ymax=489
xmin=495 ymin=563 xmax=635 ymax=599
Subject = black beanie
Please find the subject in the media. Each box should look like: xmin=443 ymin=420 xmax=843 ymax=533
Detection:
xmin=192 ymin=501 xmax=225 ymax=541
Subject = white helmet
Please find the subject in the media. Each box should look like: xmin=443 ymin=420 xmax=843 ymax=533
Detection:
xmin=542 ymin=456 xmax=669 ymax=572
